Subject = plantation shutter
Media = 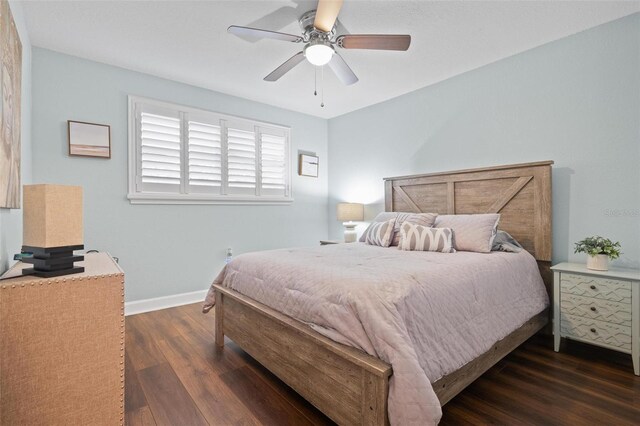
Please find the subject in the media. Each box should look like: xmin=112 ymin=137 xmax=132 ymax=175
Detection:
xmin=130 ymin=97 xmax=292 ymax=203
xmin=259 ymin=128 xmax=289 ymax=196
xmin=226 ymin=123 xmax=257 ymax=195
xmin=137 ymin=105 xmax=182 ymax=193
xmin=187 ymin=115 xmax=223 ymax=194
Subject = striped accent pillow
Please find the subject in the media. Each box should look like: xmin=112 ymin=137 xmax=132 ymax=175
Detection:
xmin=363 ymin=219 xmax=396 ymax=247
xmin=359 ymin=212 xmax=398 ymax=243
xmin=359 ymin=212 xmax=438 ymax=244
xmin=398 ymin=222 xmax=455 ymax=253
xmin=391 ymin=213 xmax=438 ymax=246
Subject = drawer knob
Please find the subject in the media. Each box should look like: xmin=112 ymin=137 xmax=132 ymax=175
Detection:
xmin=590 ymin=307 xmax=597 ymax=312
xmin=590 ymin=328 xmax=596 ymax=333
xmin=590 ymin=285 xmax=596 ymax=290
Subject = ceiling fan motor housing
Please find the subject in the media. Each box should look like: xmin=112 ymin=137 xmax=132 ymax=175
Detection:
xmin=299 ymin=10 xmax=336 ymax=67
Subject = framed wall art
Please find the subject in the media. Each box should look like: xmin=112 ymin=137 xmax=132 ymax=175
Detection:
xmin=0 ymin=0 xmax=23 ymax=209
xmin=298 ymin=154 xmax=318 ymax=178
xmin=68 ymin=121 xmax=111 ymax=158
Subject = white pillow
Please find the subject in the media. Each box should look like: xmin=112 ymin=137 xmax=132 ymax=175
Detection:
xmin=434 ymin=214 xmax=500 ymax=253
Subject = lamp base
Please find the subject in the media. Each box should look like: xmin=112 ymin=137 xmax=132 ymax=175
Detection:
xmin=21 ymin=245 xmax=85 ymax=278
xmin=22 ymin=267 xmax=86 ymax=278
xmin=343 ymin=222 xmax=358 ymax=243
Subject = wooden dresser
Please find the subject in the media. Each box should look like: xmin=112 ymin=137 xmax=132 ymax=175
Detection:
xmin=0 ymin=253 xmax=125 ymax=425
xmin=552 ymin=262 xmax=639 ymax=375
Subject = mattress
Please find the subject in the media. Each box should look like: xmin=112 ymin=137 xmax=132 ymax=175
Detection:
xmin=203 ymin=243 xmax=549 ymax=425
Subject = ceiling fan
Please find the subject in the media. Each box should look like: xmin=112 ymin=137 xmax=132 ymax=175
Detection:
xmin=227 ymin=0 xmax=411 ymax=87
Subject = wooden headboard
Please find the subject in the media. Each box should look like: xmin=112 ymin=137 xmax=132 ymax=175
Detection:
xmin=384 ymin=161 xmax=553 ymax=294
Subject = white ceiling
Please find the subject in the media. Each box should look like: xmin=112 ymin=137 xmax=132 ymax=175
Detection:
xmin=22 ymin=1 xmax=640 ymax=119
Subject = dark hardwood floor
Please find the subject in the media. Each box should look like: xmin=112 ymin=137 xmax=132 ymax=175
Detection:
xmin=125 ymin=303 xmax=639 ymax=425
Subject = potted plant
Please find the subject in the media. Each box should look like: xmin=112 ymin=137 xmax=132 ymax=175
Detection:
xmin=574 ymin=236 xmax=621 ymax=271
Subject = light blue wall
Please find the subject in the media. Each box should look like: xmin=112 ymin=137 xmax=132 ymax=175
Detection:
xmin=0 ymin=1 xmax=32 ymax=273
xmin=28 ymin=13 xmax=640 ymax=300
xmin=31 ymin=48 xmax=329 ymax=301
xmin=328 ymin=14 xmax=640 ymax=268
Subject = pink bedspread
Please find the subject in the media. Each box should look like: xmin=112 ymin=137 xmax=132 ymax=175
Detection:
xmin=203 ymin=243 xmax=549 ymax=425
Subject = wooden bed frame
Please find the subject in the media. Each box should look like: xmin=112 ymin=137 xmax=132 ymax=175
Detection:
xmin=214 ymin=160 xmax=553 ymax=425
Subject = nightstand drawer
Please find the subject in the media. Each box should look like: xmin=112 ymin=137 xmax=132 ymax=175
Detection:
xmin=561 ymin=293 xmax=631 ymax=326
xmin=560 ymin=273 xmax=631 ymax=303
xmin=561 ymin=314 xmax=631 ymax=352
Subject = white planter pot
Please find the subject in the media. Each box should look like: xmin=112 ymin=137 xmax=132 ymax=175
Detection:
xmin=587 ymin=254 xmax=609 ymax=271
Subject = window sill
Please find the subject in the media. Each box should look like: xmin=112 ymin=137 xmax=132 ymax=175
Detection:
xmin=127 ymin=193 xmax=294 ymax=205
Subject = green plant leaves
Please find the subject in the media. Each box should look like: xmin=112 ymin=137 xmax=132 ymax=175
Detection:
xmin=574 ymin=236 xmax=621 ymax=260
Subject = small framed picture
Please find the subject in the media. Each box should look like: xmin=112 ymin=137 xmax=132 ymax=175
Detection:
xmin=68 ymin=121 xmax=111 ymax=158
xmin=298 ymin=154 xmax=319 ymax=177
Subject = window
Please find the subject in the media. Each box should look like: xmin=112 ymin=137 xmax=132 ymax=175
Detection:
xmin=128 ymin=96 xmax=292 ymax=204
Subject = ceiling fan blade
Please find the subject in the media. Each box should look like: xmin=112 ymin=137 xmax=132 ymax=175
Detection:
xmin=314 ymin=0 xmax=343 ymax=32
xmin=243 ymin=6 xmax=299 ymax=34
xmin=328 ymin=53 xmax=358 ymax=86
xmin=228 ymin=25 xmax=303 ymax=43
xmin=264 ymin=52 xmax=306 ymax=82
xmin=337 ymin=34 xmax=411 ymax=51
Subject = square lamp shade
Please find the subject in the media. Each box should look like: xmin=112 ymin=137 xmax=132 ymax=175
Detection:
xmin=336 ymin=203 xmax=363 ymax=243
xmin=336 ymin=202 xmax=364 ymax=222
xmin=22 ymin=184 xmax=85 ymax=277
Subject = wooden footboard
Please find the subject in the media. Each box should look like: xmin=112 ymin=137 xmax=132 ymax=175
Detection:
xmin=214 ymin=285 xmax=392 ymax=426
xmin=214 ymin=285 xmax=548 ymax=425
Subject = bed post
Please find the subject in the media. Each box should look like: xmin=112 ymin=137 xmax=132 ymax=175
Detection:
xmin=215 ymin=290 xmax=224 ymax=347
xmin=384 ymin=180 xmax=393 ymax=212
xmin=362 ymin=370 xmax=390 ymax=426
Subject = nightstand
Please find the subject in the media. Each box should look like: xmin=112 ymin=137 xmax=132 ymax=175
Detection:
xmin=551 ymin=262 xmax=639 ymax=375
xmin=320 ymin=240 xmax=341 ymax=245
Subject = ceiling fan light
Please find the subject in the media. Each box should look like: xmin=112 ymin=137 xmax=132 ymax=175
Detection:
xmin=304 ymin=43 xmax=334 ymax=66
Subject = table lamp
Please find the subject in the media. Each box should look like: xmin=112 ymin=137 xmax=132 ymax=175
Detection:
xmin=22 ymin=184 xmax=85 ymax=277
xmin=336 ymin=202 xmax=364 ymax=243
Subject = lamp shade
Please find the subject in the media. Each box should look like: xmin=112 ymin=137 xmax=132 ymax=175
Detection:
xmin=23 ymin=184 xmax=83 ymax=248
xmin=336 ymin=202 xmax=364 ymax=222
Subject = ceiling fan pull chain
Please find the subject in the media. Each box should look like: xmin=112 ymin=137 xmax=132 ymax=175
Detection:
xmin=314 ymin=66 xmax=317 ymax=96
xmin=321 ymin=66 xmax=325 ymax=108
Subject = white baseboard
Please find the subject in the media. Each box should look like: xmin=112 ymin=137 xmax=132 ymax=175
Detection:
xmin=125 ymin=289 xmax=209 ymax=316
